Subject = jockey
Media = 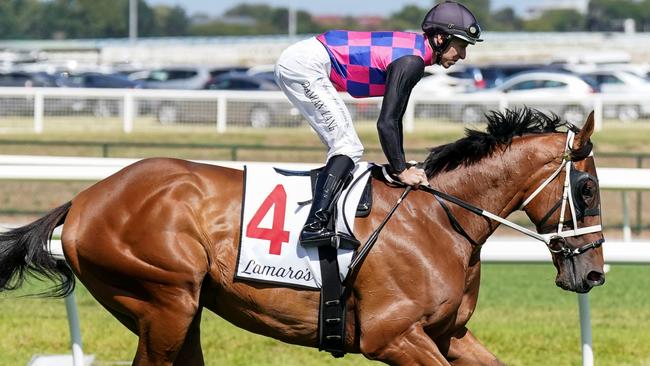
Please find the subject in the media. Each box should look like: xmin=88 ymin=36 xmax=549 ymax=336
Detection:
xmin=275 ymin=1 xmax=483 ymax=247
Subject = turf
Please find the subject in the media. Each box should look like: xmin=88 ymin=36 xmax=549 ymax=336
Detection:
xmin=1 ymin=264 xmax=648 ymax=366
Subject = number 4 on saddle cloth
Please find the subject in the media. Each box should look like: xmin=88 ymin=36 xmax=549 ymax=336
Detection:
xmin=236 ymin=162 xmax=372 ymax=289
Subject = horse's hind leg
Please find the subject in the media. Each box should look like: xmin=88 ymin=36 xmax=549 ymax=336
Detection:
xmin=173 ymin=307 xmax=205 ymax=366
xmin=444 ymin=327 xmax=504 ymax=366
xmin=362 ymin=323 xmax=451 ymax=365
xmin=131 ymin=287 xmax=204 ymax=366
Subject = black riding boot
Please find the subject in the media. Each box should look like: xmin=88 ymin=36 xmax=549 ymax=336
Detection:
xmin=300 ymin=155 xmax=355 ymax=246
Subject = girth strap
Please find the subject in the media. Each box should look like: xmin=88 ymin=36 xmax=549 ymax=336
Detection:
xmin=317 ymin=242 xmax=346 ymax=357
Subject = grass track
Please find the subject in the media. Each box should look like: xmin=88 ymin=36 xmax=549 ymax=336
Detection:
xmin=1 ymin=264 xmax=649 ymax=366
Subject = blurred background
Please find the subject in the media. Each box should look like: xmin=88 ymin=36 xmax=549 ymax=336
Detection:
xmin=0 ymin=0 xmax=648 ymax=133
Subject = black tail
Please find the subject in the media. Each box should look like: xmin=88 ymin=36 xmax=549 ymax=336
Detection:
xmin=0 ymin=202 xmax=75 ymax=297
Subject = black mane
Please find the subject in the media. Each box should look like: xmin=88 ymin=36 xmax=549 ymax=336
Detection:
xmin=424 ymin=108 xmax=567 ymax=177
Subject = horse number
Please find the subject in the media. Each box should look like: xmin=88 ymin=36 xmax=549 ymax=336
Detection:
xmin=246 ymin=184 xmax=290 ymax=255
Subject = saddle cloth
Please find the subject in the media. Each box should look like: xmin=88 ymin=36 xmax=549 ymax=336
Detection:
xmin=236 ymin=162 xmax=371 ymax=289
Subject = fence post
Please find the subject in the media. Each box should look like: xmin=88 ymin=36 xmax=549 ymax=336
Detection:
xmin=592 ymin=95 xmax=603 ymax=131
xmin=34 ymin=91 xmax=44 ymax=133
xmin=622 ymin=191 xmax=632 ymax=242
xmin=498 ymin=96 xmax=508 ymax=112
xmin=217 ymin=95 xmax=227 ymax=133
xmin=578 ymin=293 xmax=594 ymax=366
xmin=123 ymin=92 xmax=134 ymax=133
xmin=64 ymin=292 xmax=85 ymax=366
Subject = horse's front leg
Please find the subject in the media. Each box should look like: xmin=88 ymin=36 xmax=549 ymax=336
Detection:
xmin=445 ymin=327 xmax=504 ymax=366
xmin=361 ymin=322 xmax=451 ymax=366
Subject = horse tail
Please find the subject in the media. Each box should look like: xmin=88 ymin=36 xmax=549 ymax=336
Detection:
xmin=0 ymin=201 xmax=75 ymax=297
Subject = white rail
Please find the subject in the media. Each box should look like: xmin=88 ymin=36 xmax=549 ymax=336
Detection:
xmin=1 ymin=87 xmax=650 ymax=133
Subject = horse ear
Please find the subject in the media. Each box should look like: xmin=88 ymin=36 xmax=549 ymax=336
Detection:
xmin=573 ymin=110 xmax=595 ymax=149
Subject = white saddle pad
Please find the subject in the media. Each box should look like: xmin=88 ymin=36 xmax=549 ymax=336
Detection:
xmin=236 ymin=162 xmax=371 ymax=289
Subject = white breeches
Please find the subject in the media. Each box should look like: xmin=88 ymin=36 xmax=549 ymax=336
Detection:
xmin=275 ymin=37 xmax=364 ymax=163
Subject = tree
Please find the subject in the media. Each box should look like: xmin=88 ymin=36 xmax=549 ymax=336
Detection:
xmin=524 ymin=9 xmax=586 ymax=32
xmin=0 ymin=0 xmax=45 ymax=39
xmin=457 ymin=0 xmax=492 ymax=29
xmin=491 ymin=7 xmax=521 ymax=31
xmin=587 ymin=0 xmax=639 ymax=31
xmin=153 ymin=5 xmax=189 ymax=36
xmin=639 ymin=0 xmax=650 ymax=31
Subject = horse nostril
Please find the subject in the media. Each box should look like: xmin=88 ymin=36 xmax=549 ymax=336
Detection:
xmin=587 ymin=271 xmax=605 ymax=286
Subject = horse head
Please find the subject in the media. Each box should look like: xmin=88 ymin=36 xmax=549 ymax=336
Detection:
xmin=520 ymin=111 xmax=604 ymax=293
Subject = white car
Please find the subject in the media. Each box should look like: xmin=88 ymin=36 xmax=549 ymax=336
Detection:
xmin=413 ymin=65 xmax=485 ymax=118
xmin=416 ymin=64 xmax=485 ymax=95
xmin=583 ymin=70 xmax=650 ymax=121
xmin=455 ymin=71 xmax=598 ymax=124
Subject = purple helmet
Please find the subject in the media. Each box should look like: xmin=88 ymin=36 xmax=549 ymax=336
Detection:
xmin=422 ymin=1 xmax=483 ymax=45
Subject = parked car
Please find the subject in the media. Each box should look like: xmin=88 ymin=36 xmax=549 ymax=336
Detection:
xmin=413 ymin=64 xmax=485 ymax=118
xmin=205 ymin=73 xmax=278 ymax=91
xmin=455 ymin=71 xmax=600 ymax=124
xmin=0 ymin=71 xmax=87 ymax=116
xmin=64 ymin=72 xmax=142 ymax=89
xmin=477 ymin=63 xmax=550 ymax=88
xmin=210 ymin=66 xmax=249 ymax=79
xmin=581 ymin=70 xmax=650 ymax=121
xmin=420 ymin=64 xmax=486 ymax=93
xmin=0 ymin=71 xmax=61 ymax=87
xmin=57 ymin=72 xmax=143 ymax=117
xmin=130 ymin=67 xmax=212 ymax=90
xmin=245 ymin=64 xmax=277 ymax=85
xmin=157 ymin=73 xmax=301 ymax=128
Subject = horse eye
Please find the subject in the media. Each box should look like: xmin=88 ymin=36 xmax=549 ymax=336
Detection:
xmin=581 ymin=180 xmax=597 ymax=197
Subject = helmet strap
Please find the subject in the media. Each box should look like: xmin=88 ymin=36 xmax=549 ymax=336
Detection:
xmin=429 ymin=33 xmax=453 ymax=65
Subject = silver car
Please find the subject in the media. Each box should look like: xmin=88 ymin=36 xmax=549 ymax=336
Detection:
xmin=583 ymin=70 xmax=650 ymax=121
xmin=455 ymin=71 xmax=600 ymax=124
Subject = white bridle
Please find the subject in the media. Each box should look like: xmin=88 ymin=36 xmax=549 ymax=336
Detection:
xmin=482 ymin=130 xmax=602 ymax=245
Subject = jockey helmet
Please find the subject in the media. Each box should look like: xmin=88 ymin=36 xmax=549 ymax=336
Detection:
xmin=422 ymin=1 xmax=483 ymax=45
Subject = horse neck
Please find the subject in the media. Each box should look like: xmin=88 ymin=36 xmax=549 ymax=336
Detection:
xmin=431 ymin=134 xmax=563 ymax=242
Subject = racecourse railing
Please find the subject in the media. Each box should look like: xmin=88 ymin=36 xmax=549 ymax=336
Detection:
xmin=0 ymin=87 xmax=650 ymax=134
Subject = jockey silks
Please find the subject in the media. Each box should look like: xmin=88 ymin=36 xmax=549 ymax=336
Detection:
xmin=315 ymin=30 xmax=434 ymax=97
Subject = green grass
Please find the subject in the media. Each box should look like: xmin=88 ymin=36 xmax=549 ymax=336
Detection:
xmin=1 ymin=264 xmax=649 ymax=366
xmin=2 ymin=118 xmax=650 ymax=159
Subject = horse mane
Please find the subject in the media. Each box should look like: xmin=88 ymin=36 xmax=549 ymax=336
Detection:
xmin=424 ymin=107 xmax=567 ymax=178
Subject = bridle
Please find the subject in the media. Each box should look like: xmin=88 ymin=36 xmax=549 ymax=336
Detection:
xmin=379 ymin=129 xmax=604 ymax=259
xmin=516 ymin=130 xmax=603 ymax=258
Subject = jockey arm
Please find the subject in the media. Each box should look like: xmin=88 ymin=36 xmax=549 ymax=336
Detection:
xmin=377 ymin=55 xmax=427 ymax=185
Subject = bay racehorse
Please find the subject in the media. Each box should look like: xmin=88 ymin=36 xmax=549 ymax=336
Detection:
xmin=0 ymin=108 xmax=604 ymax=365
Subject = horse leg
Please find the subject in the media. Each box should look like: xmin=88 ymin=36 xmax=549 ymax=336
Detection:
xmin=173 ymin=307 xmax=205 ymax=366
xmin=128 ymin=285 xmax=203 ymax=366
xmin=362 ymin=323 xmax=451 ymax=366
xmin=445 ymin=327 xmax=504 ymax=366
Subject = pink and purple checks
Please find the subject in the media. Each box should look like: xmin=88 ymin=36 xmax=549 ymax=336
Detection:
xmin=316 ymin=30 xmax=434 ymax=98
